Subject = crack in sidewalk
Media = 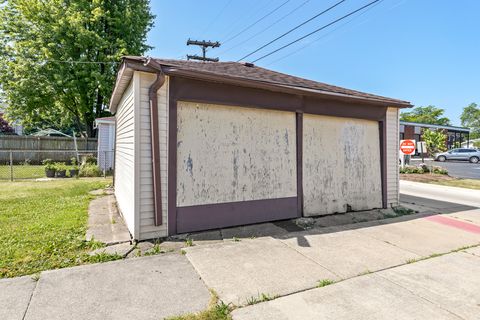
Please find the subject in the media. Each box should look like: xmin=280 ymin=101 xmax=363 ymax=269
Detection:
xmin=21 ymin=276 xmax=39 ymax=320
xmin=275 ymin=238 xmax=342 ymax=279
xmin=375 ymin=272 xmax=466 ymax=320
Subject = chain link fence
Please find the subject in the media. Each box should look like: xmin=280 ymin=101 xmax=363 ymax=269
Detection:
xmin=0 ymin=150 xmax=114 ymax=181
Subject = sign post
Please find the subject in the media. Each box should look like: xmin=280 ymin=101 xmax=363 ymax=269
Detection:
xmin=399 ymin=140 xmax=416 ymax=167
xmin=417 ymin=141 xmax=427 ymax=163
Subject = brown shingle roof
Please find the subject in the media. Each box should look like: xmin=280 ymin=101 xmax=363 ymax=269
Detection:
xmin=146 ymin=58 xmax=410 ymax=106
xmin=111 ymin=56 xmax=411 ymax=111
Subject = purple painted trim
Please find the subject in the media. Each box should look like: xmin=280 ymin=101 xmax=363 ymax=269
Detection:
xmin=296 ymin=112 xmax=303 ymax=217
xmin=176 ymin=197 xmax=298 ymax=234
xmin=166 ymin=75 xmax=389 ymax=235
xmin=167 ymin=85 xmax=178 ymax=236
xmin=171 ymin=77 xmax=387 ymax=121
xmin=379 ymin=119 xmax=387 ymax=208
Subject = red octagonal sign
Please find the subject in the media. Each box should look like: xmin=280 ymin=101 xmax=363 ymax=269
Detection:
xmin=400 ymin=140 xmax=416 ymax=155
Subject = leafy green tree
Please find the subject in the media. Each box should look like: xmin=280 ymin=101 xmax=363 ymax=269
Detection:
xmin=0 ymin=0 xmax=154 ymax=137
xmin=460 ymin=103 xmax=480 ymax=139
xmin=400 ymin=105 xmax=451 ymax=126
xmin=422 ymin=128 xmax=447 ymax=156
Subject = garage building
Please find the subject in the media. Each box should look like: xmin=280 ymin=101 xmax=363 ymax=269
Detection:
xmin=109 ymin=57 xmax=411 ymax=240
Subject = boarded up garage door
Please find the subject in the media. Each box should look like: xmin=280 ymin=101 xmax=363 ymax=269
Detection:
xmin=176 ymin=101 xmax=298 ymax=233
xmin=303 ymin=114 xmax=382 ymax=216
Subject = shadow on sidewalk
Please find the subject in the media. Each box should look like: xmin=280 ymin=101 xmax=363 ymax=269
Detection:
xmin=157 ymin=194 xmax=478 ymax=250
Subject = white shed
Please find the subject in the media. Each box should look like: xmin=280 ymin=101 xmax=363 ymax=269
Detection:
xmin=109 ymin=57 xmax=410 ymax=241
xmin=94 ymin=116 xmax=115 ymax=171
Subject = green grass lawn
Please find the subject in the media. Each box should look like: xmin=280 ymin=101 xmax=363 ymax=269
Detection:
xmin=0 ymin=165 xmax=46 ymax=180
xmin=400 ymin=174 xmax=480 ymax=190
xmin=429 ymin=178 xmax=480 ymax=190
xmin=0 ymin=178 xmax=119 ymax=278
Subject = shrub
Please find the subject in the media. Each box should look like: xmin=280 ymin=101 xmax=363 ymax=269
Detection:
xmin=419 ymin=164 xmax=430 ymax=173
xmin=79 ymin=164 xmax=102 ymax=177
xmin=42 ymin=159 xmax=53 ymax=166
xmin=400 ymin=164 xmax=448 ymax=175
xmin=400 ymin=165 xmax=422 ymax=174
xmin=432 ymin=166 xmax=448 ymax=175
xmin=54 ymin=162 xmax=67 ymax=171
xmin=82 ymin=155 xmax=97 ymax=165
xmin=69 ymin=157 xmax=79 ymax=171
xmin=42 ymin=159 xmax=56 ymax=171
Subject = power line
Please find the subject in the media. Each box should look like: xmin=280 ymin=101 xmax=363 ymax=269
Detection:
xmin=218 ymin=0 xmax=276 ymax=43
xmin=218 ymin=0 xmax=311 ymax=56
xmin=222 ymin=0 xmax=291 ymax=45
xmin=265 ymin=0 xmax=384 ymax=66
xmin=251 ymin=0 xmax=382 ymax=63
xmin=199 ymin=0 xmax=235 ymax=38
xmin=40 ymin=60 xmax=118 ymax=64
xmin=236 ymin=0 xmax=347 ymax=62
xmin=180 ymin=0 xmax=275 ymax=58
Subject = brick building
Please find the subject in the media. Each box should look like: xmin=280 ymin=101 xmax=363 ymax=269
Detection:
xmin=399 ymin=121 xmax=470 ymax=152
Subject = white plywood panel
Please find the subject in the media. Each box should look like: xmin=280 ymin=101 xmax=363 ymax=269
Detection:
xmin=177 ymin=102 xmax=297 ymax=207
xmin=303 ymin=114 xmax=382 ymax=216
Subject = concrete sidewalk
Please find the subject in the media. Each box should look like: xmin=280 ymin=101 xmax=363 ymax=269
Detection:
xmin=2 ymin=181 xmax=479 ymax=319
xmin=232 ymin=251 xmax=480 ymax=319
xmin=0 ymin=254 xmax=210 ymax=320
xmin=184 ymin=189 xmax=480 ymax=306
xmin=185 ymin=212 xmax=480 ymax=306
xmin=400 ymin=180 xmax=480 ymax=208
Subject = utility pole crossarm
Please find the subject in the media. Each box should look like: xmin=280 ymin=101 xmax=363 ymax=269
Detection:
xmin=186 ymin=39 xmax=221 ymax=62
xmin=186 ymin=55 xmax=219 ymax=62
xmin=187 ymin=39 xmax=220 ymax=48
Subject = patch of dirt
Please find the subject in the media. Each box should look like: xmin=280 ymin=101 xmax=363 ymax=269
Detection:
xmin=400 ymin=173 xmax=456 ymax=183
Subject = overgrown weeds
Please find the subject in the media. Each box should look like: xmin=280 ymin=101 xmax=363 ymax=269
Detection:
xmin=166 ymin=290 xmax=234 ymax=320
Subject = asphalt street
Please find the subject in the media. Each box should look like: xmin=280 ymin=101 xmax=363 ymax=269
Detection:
xmin=411 ymin=158 xmax=480 ymax=179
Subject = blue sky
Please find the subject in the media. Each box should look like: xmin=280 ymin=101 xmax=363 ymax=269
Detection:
xmin=146 ymin=0 xmax=480 ymax=126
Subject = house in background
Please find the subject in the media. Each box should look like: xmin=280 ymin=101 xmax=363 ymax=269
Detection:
xmin=0 ymin=103 xmax=23 ymax=135
xmin=108 ymin=57 xmax=411 ymax=240
xmin=462 ymin=138 xmax=480 ymax=148
xmin=94 ymin=116 xmax=115 ymax=171
xmin=399 ymin=121 xmax=470 ymax=152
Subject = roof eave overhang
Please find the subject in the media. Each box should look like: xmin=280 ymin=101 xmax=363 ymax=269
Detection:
xmin=164 ymin=68 xmax=412 ymax=108
xmin=109 ymin=57 xmax=412 ymax=112
xmin=400 ymin=121 xmax=470 ymax=133
xmin=109 ymin=59 xmax=158 ymax=113
xmin=95 ymin=119 xmax=115 ymax=125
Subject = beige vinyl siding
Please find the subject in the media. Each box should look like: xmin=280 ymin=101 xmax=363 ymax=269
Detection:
xmin=386 ymin=107 xmax=400 ymax=206
xmin=114 ymin=79 xmax=136 ymax=237
xmin=137 ymin=72 xmax=169 ymax=240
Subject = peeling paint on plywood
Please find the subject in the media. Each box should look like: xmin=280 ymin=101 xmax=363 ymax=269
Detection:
xmin=176 ymin=101 xmax=297 ymax=207
xmin=303 ymin=114 xmax=382 ymax=216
